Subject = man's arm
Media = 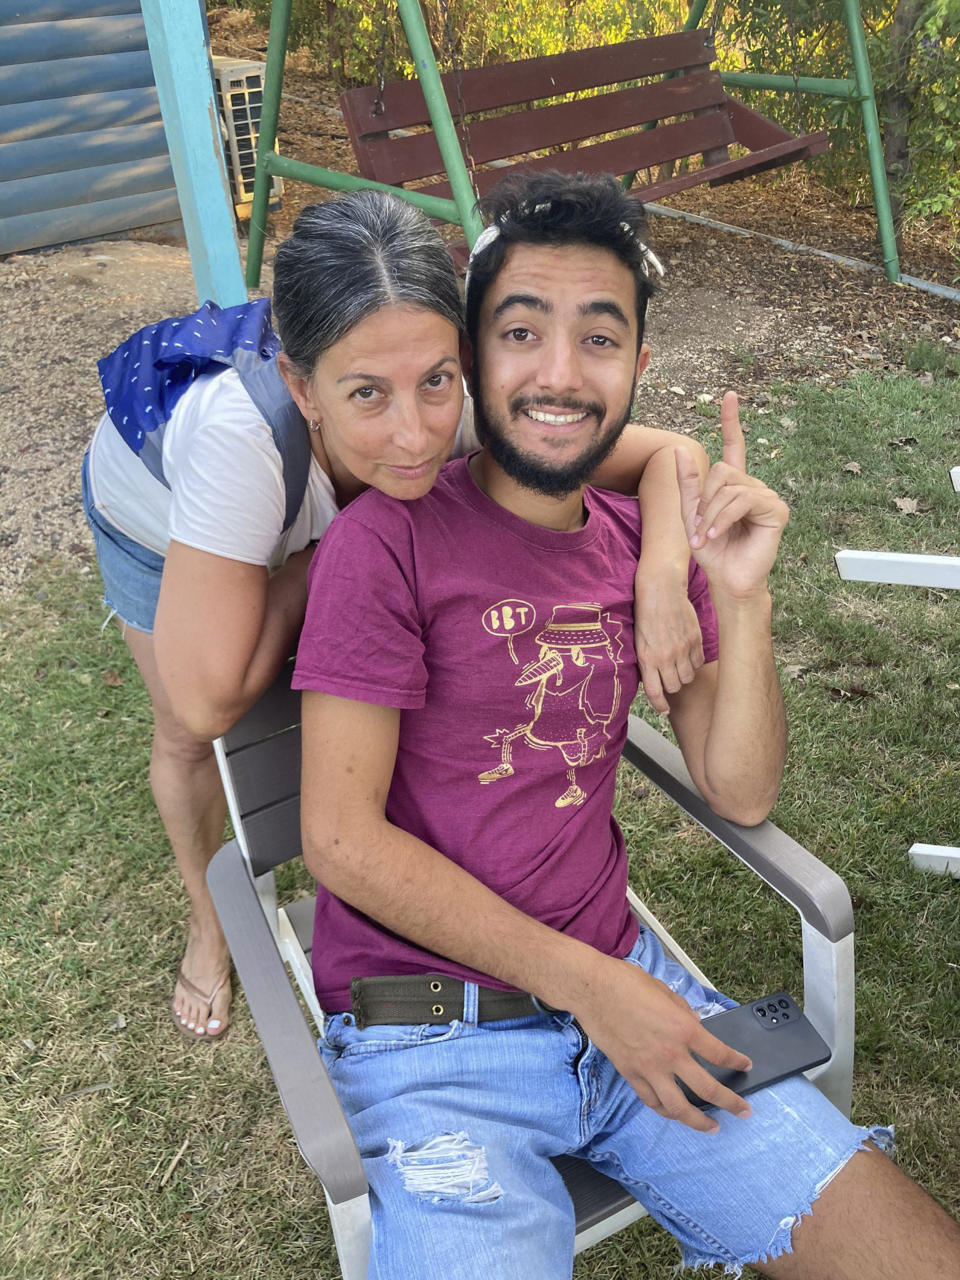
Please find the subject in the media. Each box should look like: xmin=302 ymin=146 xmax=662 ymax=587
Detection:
xmin=589 ymin=424 xmax=709 ymax=714
xmin=664 ymin=393 xmax=789 ymax=825
xmin=300 ymin=690 xmax=753 ymax=1134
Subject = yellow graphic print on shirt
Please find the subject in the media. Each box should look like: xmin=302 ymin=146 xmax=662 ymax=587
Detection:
xmin=478 ymin=603 xmax=624 ymax=809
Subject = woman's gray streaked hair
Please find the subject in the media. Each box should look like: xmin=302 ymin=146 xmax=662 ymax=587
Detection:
xmin=271 ymin=190 xmax=464 ymax=376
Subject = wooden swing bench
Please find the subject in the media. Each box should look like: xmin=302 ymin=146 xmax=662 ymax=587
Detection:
xmin=339 ymin=27 xmax=829 ymax=238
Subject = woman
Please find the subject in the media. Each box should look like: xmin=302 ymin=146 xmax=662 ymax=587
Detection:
xmin=82 ymin=189 xmax=706 ymax=1041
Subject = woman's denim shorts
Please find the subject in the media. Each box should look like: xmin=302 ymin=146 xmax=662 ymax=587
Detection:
xmin=81 ymin=450 xmax=164 ymax=635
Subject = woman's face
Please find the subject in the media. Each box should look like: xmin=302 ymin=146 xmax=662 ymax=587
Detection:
xmin=288 ymin=303 xmax=465 ymax=504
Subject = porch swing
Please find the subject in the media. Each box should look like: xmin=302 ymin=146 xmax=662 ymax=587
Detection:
xmin=244 ymin=0 xmax=894 ymax=287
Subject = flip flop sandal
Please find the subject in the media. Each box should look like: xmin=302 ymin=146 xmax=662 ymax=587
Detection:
xmin=173 ymin=967 xmax=231 ymax=1043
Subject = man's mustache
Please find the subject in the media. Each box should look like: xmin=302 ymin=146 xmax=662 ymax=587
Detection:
xmin=509 ymin=395 xmax=606 ymax=419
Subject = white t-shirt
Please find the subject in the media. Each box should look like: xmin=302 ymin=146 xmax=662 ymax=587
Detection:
xmin=87 ymin=367 xmax=478 ymax=572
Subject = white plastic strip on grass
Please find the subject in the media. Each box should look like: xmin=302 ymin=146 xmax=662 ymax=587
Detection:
xmin=834 ymin=550 xmax=960 ymax=590
xmin=908 ymin=844 xmax=960 ymax=878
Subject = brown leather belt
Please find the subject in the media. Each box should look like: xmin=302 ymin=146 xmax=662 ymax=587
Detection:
xmin=348 ymin=974 xmax=542 ymax=1029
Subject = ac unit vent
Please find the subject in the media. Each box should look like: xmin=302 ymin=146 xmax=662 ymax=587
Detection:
xmin=212 ymin=56 xmax=282 ymax=216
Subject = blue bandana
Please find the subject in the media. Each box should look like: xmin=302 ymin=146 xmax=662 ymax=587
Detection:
xmin=97 ymin=298 xmax=281 ymax=454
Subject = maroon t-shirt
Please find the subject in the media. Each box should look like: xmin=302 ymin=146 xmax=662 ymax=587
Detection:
xmin=293 ymin=458 xmax=719 ymax=1010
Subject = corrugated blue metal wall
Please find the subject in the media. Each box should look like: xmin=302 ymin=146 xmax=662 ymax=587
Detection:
xmin=0 ymin=0 xmax=180 ymax=255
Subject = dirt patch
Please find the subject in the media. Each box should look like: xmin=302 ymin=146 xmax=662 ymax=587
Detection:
xmin=1 ymin=8 xmax=957 ymax=598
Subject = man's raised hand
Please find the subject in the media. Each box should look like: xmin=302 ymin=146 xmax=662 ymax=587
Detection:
xmin=675 ymin=391 xmax=789 ymax=600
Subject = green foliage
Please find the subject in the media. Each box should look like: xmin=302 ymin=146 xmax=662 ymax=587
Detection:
xmin=717 ymin=0 xmax=960 ymax=226
xmin=903 ymin=335 xmax=960 ymax=374
xmin=244 ymin=0 xmax=651 ymax=85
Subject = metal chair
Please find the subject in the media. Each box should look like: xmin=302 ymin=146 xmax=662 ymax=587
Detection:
xmin=209 ymin=660 xmax=854 ymax=1278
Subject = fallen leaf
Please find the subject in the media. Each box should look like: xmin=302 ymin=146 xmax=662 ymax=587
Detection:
xmin=894 ymin=497 xmax=920 ymax=514
xmin=843 ymin=461 xmax=862 ymax=474
xmin=102 ymin=670 xmax=124 ymax=687
xmin=887 ymin=436 xmax=918 ymax=449
xmin=783 ymin=663 xmax=807 ymax=680
xmin=110 ymin=1013 xmax=127 ymax=1031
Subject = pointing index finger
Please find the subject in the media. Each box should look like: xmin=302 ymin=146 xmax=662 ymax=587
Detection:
xmin=720 ymin=391 xmax=746 ymax=472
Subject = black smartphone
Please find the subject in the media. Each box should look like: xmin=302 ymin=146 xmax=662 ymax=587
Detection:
xmin=679 ymin=991 xmax=831 ymax=1108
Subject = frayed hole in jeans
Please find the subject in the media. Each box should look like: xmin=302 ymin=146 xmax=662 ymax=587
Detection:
xmin=386 ymin=1131 xmax=503 ymax=1204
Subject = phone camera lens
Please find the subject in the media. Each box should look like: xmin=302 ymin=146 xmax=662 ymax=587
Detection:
xmin=756 ymin=1006 xmax=766 ymax=1017
xmin=782 ymin=1010 xmax=790 ymax=1020
xmin=767 ymin=1002 xmax=778 ymax=1013
xmin=778 ymin=998 xmax=789 ymax=1009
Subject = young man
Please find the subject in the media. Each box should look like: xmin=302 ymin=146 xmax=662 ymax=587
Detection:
xmin=292 ymin=173 xmax=960 ymax=1278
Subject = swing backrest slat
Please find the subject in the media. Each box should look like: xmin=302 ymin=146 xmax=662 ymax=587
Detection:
xmin=339 ymin=25 xmax=828 ymax=212
xmin=354 ymin=68 xmax=731 ymax=187
xmin=341 ymin=29 xmax=721 ymax=183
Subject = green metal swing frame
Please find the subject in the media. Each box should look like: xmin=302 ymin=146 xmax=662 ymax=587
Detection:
xmin=243 ymin=0 xmax=900 ymax=287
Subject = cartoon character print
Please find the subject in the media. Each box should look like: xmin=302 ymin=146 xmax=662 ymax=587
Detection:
xmin=478 ymin=603 xmax=624 ymax=808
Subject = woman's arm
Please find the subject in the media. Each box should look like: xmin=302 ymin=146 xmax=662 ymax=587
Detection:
xmin=154 ymin=539 xmax=315 ymax=740
xmin=589 ymin=424 xmax=710 ymax=713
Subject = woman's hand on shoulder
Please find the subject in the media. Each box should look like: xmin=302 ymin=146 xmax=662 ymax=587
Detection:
xmin=633 ymin=563 xmax=704 ymax=715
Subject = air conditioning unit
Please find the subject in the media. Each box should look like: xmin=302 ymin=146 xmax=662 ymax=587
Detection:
xmin=212 ymin=56 xmax=283 ymax=218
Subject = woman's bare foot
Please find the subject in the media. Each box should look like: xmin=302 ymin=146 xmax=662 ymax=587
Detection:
xmin=172 ymin=922 xmax=232 ymax=1039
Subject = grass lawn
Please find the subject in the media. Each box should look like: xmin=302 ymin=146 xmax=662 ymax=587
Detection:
xmin=2 ymin=371 xmax=958 ymax=1278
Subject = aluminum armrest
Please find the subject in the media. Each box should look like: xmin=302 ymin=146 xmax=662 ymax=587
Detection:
xmin=624 ymin=716 xmax=853 ymax=944
xmin=207 ymin=839 xmax=367 ymax=1204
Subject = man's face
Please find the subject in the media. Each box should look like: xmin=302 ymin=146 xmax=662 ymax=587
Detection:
xmin=471 ymin=242 xmax=647 ymax=498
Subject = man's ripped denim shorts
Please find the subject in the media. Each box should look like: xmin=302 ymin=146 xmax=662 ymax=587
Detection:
xmin=319 ymin=927 xmax=891 ymax=1279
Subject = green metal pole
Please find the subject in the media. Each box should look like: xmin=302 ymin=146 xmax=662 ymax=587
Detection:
xmin=721 ymin=72 xmax=860 ymax=99
xmin=841 ymin=0 xmax=900 ymax=280
xmin=245 ymin=0 xmax=291 ymax=288
xmin=683 ymin=0 xmax=711 ymax=30
xmin=264 ymin=153 xmax=462 ymax=222
xmin=396 ymin=0 xmax=484 ymax=246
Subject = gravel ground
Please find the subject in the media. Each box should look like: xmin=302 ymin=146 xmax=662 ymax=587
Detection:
xmin=0 ymin=241 xmax=264 ymax=598
xmin=1 ymin=196 xmax=957 ymax=600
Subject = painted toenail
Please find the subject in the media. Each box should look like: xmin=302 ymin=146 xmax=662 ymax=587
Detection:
xmin=207 ymin=1020 xmax=221 ymax=1030
xmin=188 ymin=1021 xmax=195 ymax=1029
xmin=196 ymin=1027 xmax=205 ymax=1035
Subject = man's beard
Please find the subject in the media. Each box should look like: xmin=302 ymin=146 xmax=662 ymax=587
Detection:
xmin=472 ymin=380 xmax=636 ymax=499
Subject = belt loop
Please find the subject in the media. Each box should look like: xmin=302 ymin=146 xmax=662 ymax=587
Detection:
xmin=462 ymin=981 xmax=479 ymax=1025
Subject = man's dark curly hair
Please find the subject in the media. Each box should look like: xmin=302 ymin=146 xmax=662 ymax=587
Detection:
xmin=464 ymin=171 xmax=657 ymax=353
